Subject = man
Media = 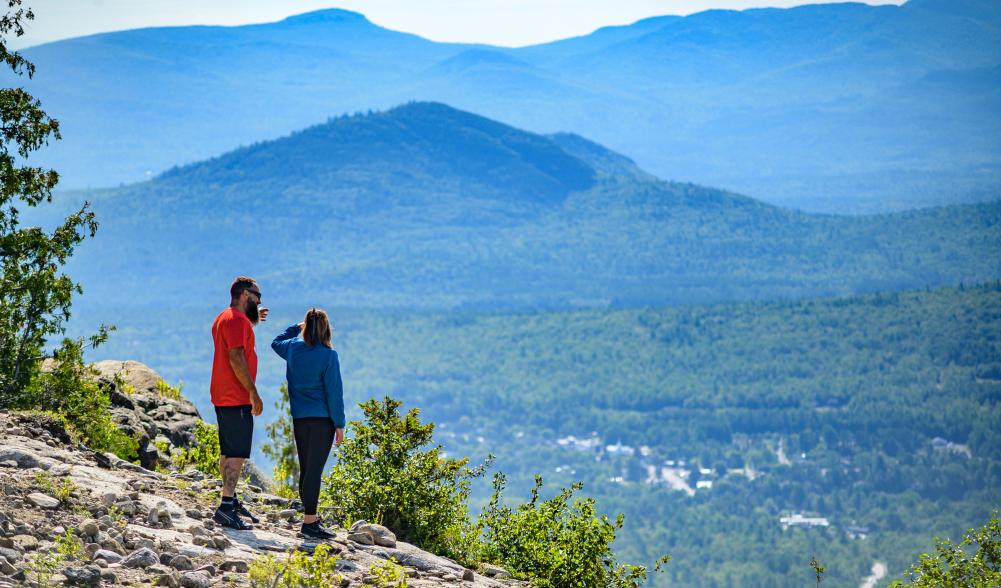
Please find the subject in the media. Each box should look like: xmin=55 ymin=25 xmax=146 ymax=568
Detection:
xmin=210 ymin=276 xmax=268 ymax=529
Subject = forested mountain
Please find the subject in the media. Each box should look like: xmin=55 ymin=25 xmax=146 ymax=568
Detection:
xmin=49 ymin=102 xmax=1001 ymax=312
xmin=79 ymin=282 xmax=1001 ymax=587
xmin=15 ymin=0 xmax=1001 ymax=212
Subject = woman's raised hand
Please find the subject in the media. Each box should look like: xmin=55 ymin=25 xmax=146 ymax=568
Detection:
xmin=334 ymin=427 xmax=344 ymax=447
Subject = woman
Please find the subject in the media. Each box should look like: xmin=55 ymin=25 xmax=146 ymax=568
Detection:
xmin=271 ymin=308 xmax=345 ymax=540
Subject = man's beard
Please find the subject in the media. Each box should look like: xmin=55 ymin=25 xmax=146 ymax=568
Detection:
xmin=246 ymin=300 xmax=260 ymax=324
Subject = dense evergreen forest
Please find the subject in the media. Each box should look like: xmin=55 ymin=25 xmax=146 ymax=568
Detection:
xmin=81 ymin=282 xmax=1001 ymax=586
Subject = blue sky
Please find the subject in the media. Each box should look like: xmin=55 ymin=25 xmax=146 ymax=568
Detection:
xmin=15 ymin=0 xmax=905 ymax=48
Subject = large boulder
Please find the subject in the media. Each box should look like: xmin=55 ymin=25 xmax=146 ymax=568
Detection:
xmin=89 ymin=360 xmax=202 ymax=469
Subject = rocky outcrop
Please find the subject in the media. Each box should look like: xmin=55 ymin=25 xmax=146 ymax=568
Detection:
xmin=89 ymin=360 xmax=202 ymax=470
xmin=0 ymin=407 xmax=521 ymax=587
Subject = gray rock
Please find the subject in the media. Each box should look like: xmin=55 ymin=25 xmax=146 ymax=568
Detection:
xmin=26 ymin=493 xmax=60 ymax=509
xmin=462 ymin=568 xmax=475 ymax=581
xmin=0 ymin=448 xmax=41 ymax=469
xmin=220 ymin=560 xmax=248 ymax=573
xmin=212 ymin=536 xmax=231 ymax=549
xmin=156 ymin=573 xmax=180 ymax=588
xmin=99 ymin=492 xmax=120 ymax=507
xmin=481 ymin=563 xmax=512 ymax=579
xmin=122 ymin=547 xmax=159 ymax=568
xmin=135 ymin=538 xmax=157 ymax=551
xmin=169 ymin=554 xmax=194 ymax=571
xmin=193 ymin=564 xmax=216 ymax=576
xmin=0 ymin=547 xmax=20 ymax=563
xmin=63 ymin=565 xmax=102 ymax=587
xmin=278 ymin=509 xmax=296 ymax=520
xmin=92 ymin=549 xmax=122 ymax=564
xmin=242 ymin=460 xmax=271 ymax=489
xmin=113 ymin=499 xmax=136 ymax=516
xmin=0 ymin=556 xmax=14 ymax=575
xmin=80 ymin=520 xmax=99 ymax=538
xmin=354 ymin=522 xmax=396 ymax=547
xmin=180 ymin=571 xmax=213 ymax=588
xmin=100 ymin=537 xmax=127 ymax=555
xmin=12 ymin=534 xmax=38 ymax=551
xmin=346 ymin=532 xmax=374 ymax=545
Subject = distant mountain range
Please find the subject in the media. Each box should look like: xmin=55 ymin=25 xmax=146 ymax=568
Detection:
xmin=12 ymin=0 xmax=1001 ymax=213
xmin=51 ymin=102 xmax=1000 ymax=312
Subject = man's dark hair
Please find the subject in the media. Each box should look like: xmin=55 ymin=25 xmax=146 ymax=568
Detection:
xmin=230 ymin=276 xmax=258 ymax=300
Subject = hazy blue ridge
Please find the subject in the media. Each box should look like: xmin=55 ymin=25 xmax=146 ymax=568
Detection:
xmin=36 ymin=102 xmax=1000 ymax=314
xmin=11 ymin=0 xmax=1001 ymax=212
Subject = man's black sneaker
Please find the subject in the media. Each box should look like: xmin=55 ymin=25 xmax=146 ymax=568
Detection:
xmin=213 ymin=506 xmax=251 ymax=530
xmin=301 ymin=522 xmax=336 ymax=540
xmin=232 ymin=497 xmax=259 ymax=523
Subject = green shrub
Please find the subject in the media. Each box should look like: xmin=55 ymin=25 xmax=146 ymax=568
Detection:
xmin=171 ymin=420 xmax=221 ymax=476
xmin=248 ymin=543 xmax=341 ymax=588
xmin=890 ymin=510 xmax=1001 ymax=587
xmin=25 ymin=550 xmax=62 ymax=588
xmin=21 ymin=339 xmax=136 ymax=461
xmin=479 ymin=474 xmax=669 ymax=588
xmin=33 ymin=471 xmax=76 ymax=503
xmin=55 ymin=528 xmax=84 ymax=560
xmin=154 ymin=379 xmax=182 ymax=400
xmin=24 ymin=528 xmax=81 ymax=588
xmin=261 ymin=384 xmax=298 ymax=498
xmin=320 ymin=396 xmax=487 ymax=565
xmin=369 ymin=557 xmax=408 ymax=587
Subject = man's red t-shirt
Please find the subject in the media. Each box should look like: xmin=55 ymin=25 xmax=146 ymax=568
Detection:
xmin=210 ymin=307 xmax=257 ymax=406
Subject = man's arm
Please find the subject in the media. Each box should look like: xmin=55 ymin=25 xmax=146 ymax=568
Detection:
xmin=228 ymin=347 xmax=263 ymax=415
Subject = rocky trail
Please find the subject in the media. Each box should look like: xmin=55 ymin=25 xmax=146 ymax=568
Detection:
xmin=0 ymin=362 xmax=519 ymax=587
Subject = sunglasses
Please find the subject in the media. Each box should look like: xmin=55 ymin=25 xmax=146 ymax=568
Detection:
xmin=247 ymin=290 xmax=262 ymax=300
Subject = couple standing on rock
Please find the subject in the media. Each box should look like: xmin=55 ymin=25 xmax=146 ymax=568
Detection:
xmin=209 ymin=276 xmax=345 ymax=540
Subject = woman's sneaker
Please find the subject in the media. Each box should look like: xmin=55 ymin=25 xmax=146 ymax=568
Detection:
xmin=301 ymin=521 xmax=336 ymax=540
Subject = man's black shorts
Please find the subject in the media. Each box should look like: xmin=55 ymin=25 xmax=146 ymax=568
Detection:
xmin=214 ymin=405 xmax=253 ymax=458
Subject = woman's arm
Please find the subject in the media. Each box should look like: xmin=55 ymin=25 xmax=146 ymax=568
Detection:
xmin=323 ymin=350 xmax=346 ymax=429
xmin=270 ymin=323 xmax=300 ymax=359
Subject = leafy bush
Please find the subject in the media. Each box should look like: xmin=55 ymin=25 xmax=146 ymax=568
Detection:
xmin=55 ymin=528 xmax=84 ymax=559
xmin=25 ymin=528 xmax=83 ymax=588
xmin=479 ymin=474 xmax=669 ymax=588
xmin=890 ymin=511 xmax=1000 ymax=587
xmin=171 ymin=420 xmax=220 ymax=476
xmin=33 ymin=471 xmax=76 ymax=503
xmin=320 ymin=396 xmax=487 ymax=565
xmin=21 ymin=339 xmax=136 ymax=460
xmin=154 ymin=379 xmax=182 ymax=400
xmin=261 ymin=384 xmax=298 ymax=498
xmin=248 ymin=543 xmax=341 ymax=588
xmin=369 ymin=557 xmax=408 ymax=587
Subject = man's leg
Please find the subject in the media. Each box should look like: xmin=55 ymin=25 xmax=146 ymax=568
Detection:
xmin=221 ymin=456 xmax=245 ymax=498
xmin=213 ymin=406 xmax=254 ymax=529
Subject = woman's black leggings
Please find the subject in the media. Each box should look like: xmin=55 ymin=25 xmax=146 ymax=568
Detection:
xmin=292 ymin=417 xmax=335 ymax=516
